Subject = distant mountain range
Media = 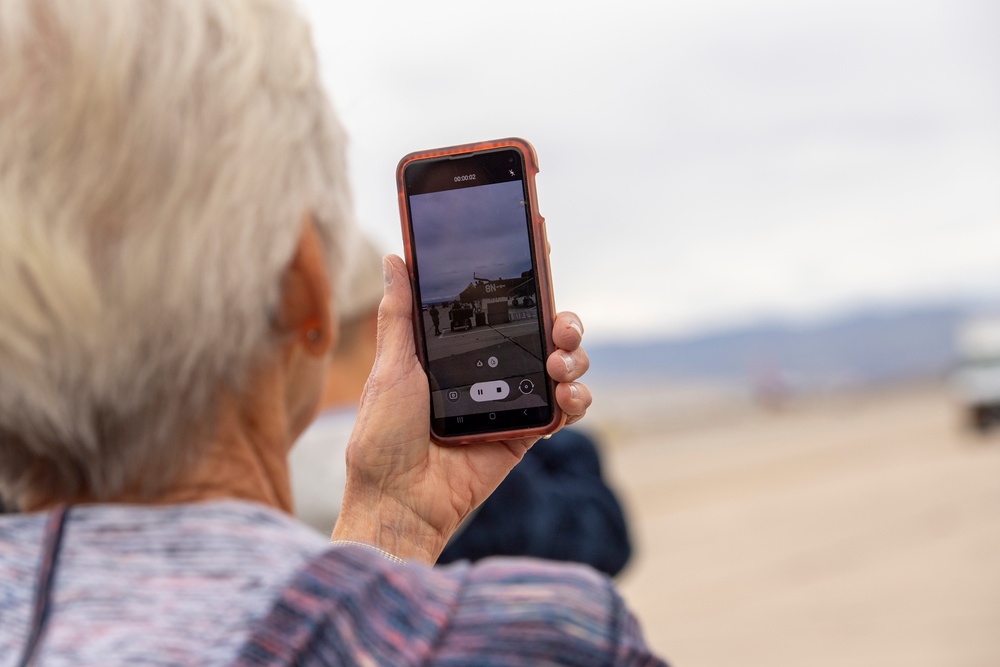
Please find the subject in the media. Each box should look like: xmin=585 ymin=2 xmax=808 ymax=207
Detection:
xmin=587 ymin=300 xmax=998 ymax=392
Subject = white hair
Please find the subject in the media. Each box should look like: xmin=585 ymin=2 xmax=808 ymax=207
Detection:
xmin=0 ymin=0 xmax=354 ymax=502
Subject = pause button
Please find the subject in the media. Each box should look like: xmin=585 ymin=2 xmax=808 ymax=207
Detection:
xmin=470 ymin=380 xmax=510 ymax=402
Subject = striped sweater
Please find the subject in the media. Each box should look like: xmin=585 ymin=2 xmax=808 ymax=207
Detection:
xmin=0 ymin=501 xmax=666 ymax=666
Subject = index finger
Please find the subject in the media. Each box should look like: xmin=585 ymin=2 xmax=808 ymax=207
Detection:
xmin=552 ymin=311 xmax=584 ymax=351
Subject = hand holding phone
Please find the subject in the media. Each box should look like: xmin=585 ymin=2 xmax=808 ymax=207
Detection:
xmin=333 ymin=254 xmax=591 ymax=562
xmin=397 ymin=138 xmax=563 ymax=444
xmin=333 ymin=138 xmax=590 ymax=561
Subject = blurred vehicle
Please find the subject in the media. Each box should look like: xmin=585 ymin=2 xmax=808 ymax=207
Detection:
xmin=952 ymin=316 xmax=1000 ymax=433
xmin=449 ymin=305 xmax=473 ymax=331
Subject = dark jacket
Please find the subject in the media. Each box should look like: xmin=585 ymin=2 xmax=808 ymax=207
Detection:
xmin=439 ymin=428 xmax=633 ymax=576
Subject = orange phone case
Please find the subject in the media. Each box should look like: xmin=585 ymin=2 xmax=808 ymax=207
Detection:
xmin=396 ymin=137 xmax=565 ymax=445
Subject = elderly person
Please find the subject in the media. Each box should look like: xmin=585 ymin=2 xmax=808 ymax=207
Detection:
xmin=0 ymin=0 xmax=665 ymax=665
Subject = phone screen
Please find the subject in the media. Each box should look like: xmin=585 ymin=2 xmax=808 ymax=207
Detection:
xmin=402 ymin=146 xmax=554 ymax=439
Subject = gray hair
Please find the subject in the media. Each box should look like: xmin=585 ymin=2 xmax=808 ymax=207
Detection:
xmin=0 ymin=0 xmax=354 ymax=503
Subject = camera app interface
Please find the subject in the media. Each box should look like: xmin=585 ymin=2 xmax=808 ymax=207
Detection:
xmin=405 ymin=149 xmax=552 ymax=435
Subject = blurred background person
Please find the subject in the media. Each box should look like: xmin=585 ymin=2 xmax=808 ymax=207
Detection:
xmin=290 ymin=233 xmax=384 ymax=533
xmin=438 ymin=427 xmax=633 ymax=577
xmin=292 ymin=234 xmax=633 ymax=577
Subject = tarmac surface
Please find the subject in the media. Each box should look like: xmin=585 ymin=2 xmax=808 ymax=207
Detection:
xmin=420 ymin=306 xmax=548 ymax=412
xmin=594 ymin=384 xmax=1000 ymax=667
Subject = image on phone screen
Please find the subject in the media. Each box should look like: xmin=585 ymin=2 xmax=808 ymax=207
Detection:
xmin=403 ymin=148 xmax=554 ymax=438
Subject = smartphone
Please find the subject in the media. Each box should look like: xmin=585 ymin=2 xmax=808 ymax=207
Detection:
xmin=397 ymin=138 xmax=563 ymax=445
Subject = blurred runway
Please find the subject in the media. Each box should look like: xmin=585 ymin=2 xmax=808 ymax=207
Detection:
xmin=597 ymin=384 xmax=1000 ymax=666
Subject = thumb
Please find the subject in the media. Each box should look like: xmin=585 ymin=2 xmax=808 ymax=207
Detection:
xmin=374 ymin=254 xmax=418 ymax=368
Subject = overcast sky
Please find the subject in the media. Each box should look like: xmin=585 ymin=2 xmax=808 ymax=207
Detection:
xmin=298 ymin=0 xmax=1000 ymax=343
xmin=410 ymin=181 xmax=533 ymax=303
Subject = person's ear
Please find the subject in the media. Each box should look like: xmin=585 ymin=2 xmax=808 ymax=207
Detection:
xmin=276 ymin=212 xmax=336 ymax=356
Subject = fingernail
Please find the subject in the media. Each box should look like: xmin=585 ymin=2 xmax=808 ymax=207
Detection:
xmin=569 ymin=321 xmax=583 ymax=338
xmin=562 ymin=352 xmax=575 ymax=373
xmin=569 ymin=384 xmax=579 ymax=398
xmin=382 ymin=256 xmax=393 ymax=287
